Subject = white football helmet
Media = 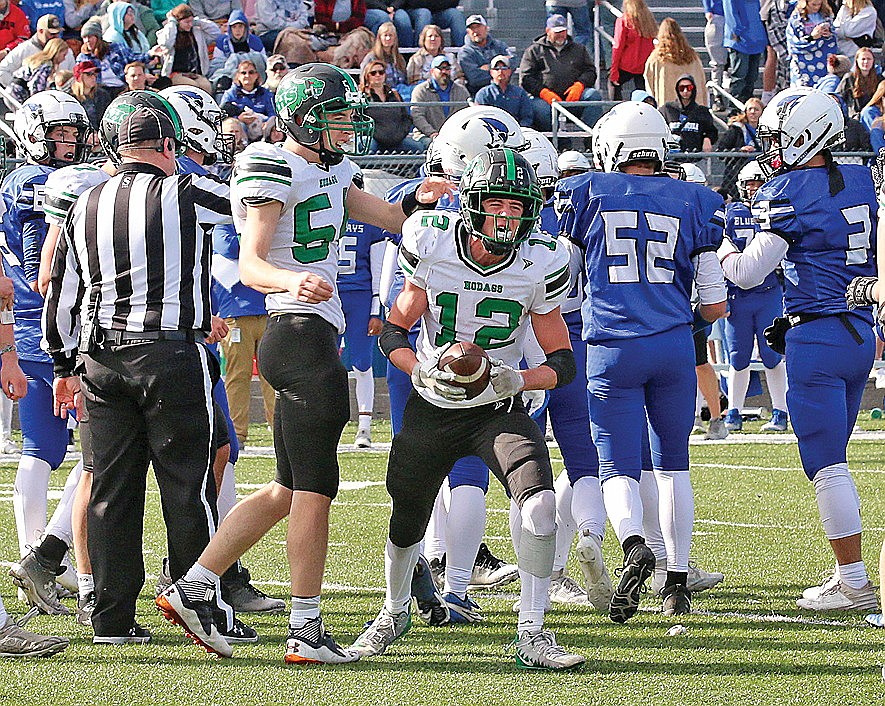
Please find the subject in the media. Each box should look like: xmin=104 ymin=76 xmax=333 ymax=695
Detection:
xmin=680 ymin=161 xmax=707 ymax=184
xmin=757 ymin=87 xmax=844 ymax=178
xmin=736 ymin=159 xmax=766 ymax=202
xmin=14 ymin=90 xmax=91 ymax=167
xmin=520 ymin=127 xmax=559 ymax=190
xmin=592 ymin=101 xmax=670 ymax=172
xmin=434 ymin=105 xmax=527 ymax=180
xmin=557 ymin=150 xmax=591 ymax=175
xmin=159 ymin=86 xmax=234 ymax=165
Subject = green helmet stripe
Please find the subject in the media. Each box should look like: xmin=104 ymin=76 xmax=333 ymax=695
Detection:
xmin=505 ymin=148 xmax=516 ymax=182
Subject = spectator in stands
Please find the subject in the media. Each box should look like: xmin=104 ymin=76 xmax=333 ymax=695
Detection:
xmin=123 ymin=59 xmax=151 ymax=89
xmin=834 ymin=0 xmax=879 ymax=59
xmin=253 ymin=0 xmax=309 ymax=53
xmin=406 ymin=0 xmax=466 ymax=47
xmin=156 ymin=4 xmax=220 ymax=93
xmin=459 ymin=14 xmax=509 ymax=96
xmin=544 ymin=0 xmax=591 ymax=48
xmin=0 ymin=14 xmax=73 ymax=88
xmin=71 ymin=57 xmax=112 ymax=126
xmin=209 ymin=8 xmax=266 ymax=91
xmin=0 ymin=0 xmax=31 ymax=62
xmin=187 ymin=0 xmax=244 ymax=22
xmin=19 ymin=1 xmax=66 ymax=33
xmin=313 ymin=0 xmax=366 ymax=34
xmin=814 ymin=51 xmax=851 ymax=92
xmin=360 ymin=20 xmax=409 ymax=97
xmin=723 ymin=0 xmax=766 ymax=104
xmin=661 ymin=74 xmax=718 ymax=153
xmin=519 ymin=13 xmax=601 ymax=131
xmin=869 ymin=112 xmax=885 ymax=150
xmin=410 ymin=54 xmax=468 ymax=140
xmin=704 ymin=0 xmax=728 ymax=106
xmin=9 ymin=36 xmax=69 ymax=100
xmin=406 ymin=23 xmax=460 ymax=85
xmin=839 ymin=46 xmax=880 ymax=117
xmin=220 ymin=58 xmax=274 ymax=140
xmin=262 ymin=53 xmax=287 ymax=91
xmin=49 ymin=67 xmax=72 ymax=89
xmin=786 ymin=0 xmax=838 ymax=87
xmin=860 ymin=76 xmax=885 ymax=130
xmin=105 ymin=2 xmax=152 ymax=53
xmin=631 ymin=87 xmax=657 ymax=106
xmin=643 ymin=17 xmax=709 ymax=106
xmin=761 ymin=0 xmax=792 ymax=103
xmin=360 ymin=58 xmax=424 ymax=152
xmin=62 ymin=0 xmax=103 ymax=35
xmin=100 ymin=0 xmax=161 ymax=45
xmin=365 ymin=1 xmax=416 ymax=47
xmin=716 ymin=95 xmax=761 ymax=196
xmin=474 ymin=54 xmax=533 ymax=126
xmin=78 ymin=17 xmax=160 ymax=91
xmin=609 ymin=0 xmax=656 ymax=101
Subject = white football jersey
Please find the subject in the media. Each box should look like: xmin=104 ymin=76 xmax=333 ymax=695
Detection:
xmin=44 ymin=163 xmax=111 ymax=227
xmin=399 ymin=211 xmax=570 ymax=408
xmin=231 ymin=142 xmax=357 ymax=332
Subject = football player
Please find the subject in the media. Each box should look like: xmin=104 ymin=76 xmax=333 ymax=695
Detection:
xmin=3 ymin=91 xmax=92 ymax=616
xmin=721 ymin=160 xmax=789 ymax=434
xmin=720 ymin=87 xmax=879 ymax=613
xmin=555 ymin=101 xmax=727 ymax=620
xmin=352 ymin=147 xmax=585 ymax=671
xmin=158 ymin=63 xmax=450 ymax=664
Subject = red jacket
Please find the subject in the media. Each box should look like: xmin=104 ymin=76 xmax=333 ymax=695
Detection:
xmin=0 ymin=3 xmax=30 ymax=53
xmin=313 ymin=0 xmax=366 ymax=34
xmin=609 ymin=15 xmax=654 ymax=81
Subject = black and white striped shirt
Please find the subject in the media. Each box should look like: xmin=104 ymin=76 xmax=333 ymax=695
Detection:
xmin=43 ymin=163 xmax=232 ymax=374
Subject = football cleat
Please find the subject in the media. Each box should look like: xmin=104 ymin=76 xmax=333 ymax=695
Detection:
xmin=469 ymin=542 xmax=519 ymax=590
xmin=9 ymin=550 xmax=71 ymax=616
xmin=93 ymin=622 xmax=152 ymax=645
xmin=222 ymin=566 xmax=285 ymax=614
xmin=76 ymin=591 xmax=96 ymax=628
xmin=761 ymin=409 xmax=789 ymax=432
xmin=0 ymin=615 xmax=68 ymax=657
xmin=704 ymin=418 xmax=729 ymax=440
xmin=411 ymin=554 xmax=450 ymax=626
xmin=661 ymin=583 xmax=692 ymax=616
xmin=802 ymin=572 xmax=840 ymax=600
xmin=441 ymin=592 xmax=484 ymax=623
xmin=865 ymin=613 xmax=884 ymax=628
xmin=548 ymin=571 xmax=590 ymax=605
xmin=723 ymin=408 xmax=743 ymax=432
xmin=796 ymin=580 xmax=879 ymax=611
xmin=428 ymin=556 xmax=445 ymax=590
xmin=354 ymin=428 xmax=372 ymax=449
xmin=609 ymin=542 xmax=656 ymax=623
xmin=284 ymin=617 xmax=359 ymax=665
xmin=156 ymin=581 xmax=233 ymax=658
xmin=212 ymin=608 xmax=258 ymax=644
xmin=351 ymin=606 xmax=411 ymax=657
xmin=576 ymin=530 xmax=614 ymax=610
xmin=513 ymin=629 xmax=585 ymax=671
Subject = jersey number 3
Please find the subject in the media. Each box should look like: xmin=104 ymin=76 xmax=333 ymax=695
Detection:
xmin=841 ymin=204 xmax=872 ymax=266
xmin=602 ymin=211 xmax=680 ymax=284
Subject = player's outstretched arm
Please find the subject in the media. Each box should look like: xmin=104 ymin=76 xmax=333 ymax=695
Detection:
xmin=239 ymin=201 xmax=333 ymax=302
xmin=718 ymin=229 xmax=788 ymax=291
xmin=347 ymin=178 xmax=452 ymax=235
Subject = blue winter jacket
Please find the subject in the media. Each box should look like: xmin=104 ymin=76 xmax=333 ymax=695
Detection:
xmin=215 ymin=9 xmax=265 ymax=59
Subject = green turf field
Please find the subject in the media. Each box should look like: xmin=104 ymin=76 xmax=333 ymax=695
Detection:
xmin=1 ymin=423 xmax=884 ymax=705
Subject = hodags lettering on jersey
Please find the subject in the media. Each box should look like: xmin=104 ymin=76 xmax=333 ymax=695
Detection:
xmin=320 ymin=174 xmax=339 ymax=189
xmin=463 ymin=280 xmax=503 ymax=293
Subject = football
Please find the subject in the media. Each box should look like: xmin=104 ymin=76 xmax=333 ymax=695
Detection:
xmin=437 ymin=341 xmax=491 ymax=399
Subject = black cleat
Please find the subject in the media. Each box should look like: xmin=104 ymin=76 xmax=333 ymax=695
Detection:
xmin=609 ymin=543 xmax=656 ymax=623
xmin=661 ymin=583 xmax=692 ymax=617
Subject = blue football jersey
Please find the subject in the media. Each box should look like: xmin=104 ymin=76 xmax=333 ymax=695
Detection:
xmin=539 ymin=199 xmax=558 ymax=237
xmin=724 ymin=201 xmax=780 ymax=295
xmin=337 ymin=220 xmax=387 ymax=293
xmin=0 ymin=163 xmax=54 ymax=362
xmin=555 ymin=172 xmax=724 ymax=342
xmin=752 ymin=164 xmax=876 ymax=322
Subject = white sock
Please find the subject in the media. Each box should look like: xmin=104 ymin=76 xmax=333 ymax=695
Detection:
xmin=422 ymin=483 xmax=449 ymax=560
xmin=216 ymin=461 xmax=237 ymax=520
xmin=553 ymin=471 xmax=575 ymax=573
xmin=602 ymin=475 xmax=644 ymax=544
xmin=639 ymin=470 xmax=667 ymax=562
xmin=385 ymin=539 xmax=419 ymax=613
xmin=13 ymin=455 xmax=52 ymax=556
xmin=358 ymin=413 xmax=371 ymax=433
xmin=353 ymin=367 xmax=374 ymax=418
xmin=78 ymin=572 xmax=94 ymax=599
xmin=654 ymin=469 xmax=694 ymax=573
xmin=289 ymin=595 xmax=321 ymax=628
xmin=44 ymin=461 xmax=83 ymax=548
xmin=837 ymin=560 xmax=870 ymax=589
xmin=572 ymin=475 xmax=606 ymax=538
xmin=509 ymin=498 xmax=521 ymax=555
xmin=695 ymin=386 xmax=703 ymax=416
xmin=813 ymin=463 xmax=862 ymax=539
xmin=764 ymin=361 xmax=788 ymax=412
xmin=728 ymin=366 xmax=751 ymax=412
xmin=444 ymin=485 xmax=486 ymax=597
xmin=183 ymin=562 xmax=220 ymax=585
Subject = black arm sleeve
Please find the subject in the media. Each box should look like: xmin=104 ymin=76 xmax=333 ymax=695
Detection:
xmin=378 ymin=321 xmax=413 ymax=359
xmin=543 ymin=348 xmax=576 ymax=389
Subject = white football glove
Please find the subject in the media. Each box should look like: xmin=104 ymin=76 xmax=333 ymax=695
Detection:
xmin=411 ymin=344 xmax=467 ymax=402
xmin=489 ymin=358 xmax=525 ymax=400
xmin=522 ymin=389 xmax=548 ymax=418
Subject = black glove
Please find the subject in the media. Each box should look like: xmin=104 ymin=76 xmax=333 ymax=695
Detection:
xmin=763 ymin=316 xmax=791 ymax=355
xmin=872 ymin=147 xmax=885 ymax=195
xmin=845 ymin=276 xmax=878 ymax=309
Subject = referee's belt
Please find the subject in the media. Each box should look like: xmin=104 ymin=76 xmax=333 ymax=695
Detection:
xmin=99 ymin=327 xmax=202 ymax=345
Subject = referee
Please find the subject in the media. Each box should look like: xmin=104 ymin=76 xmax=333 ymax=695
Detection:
xmin=43 ymin=103 xmax=233 ymax=643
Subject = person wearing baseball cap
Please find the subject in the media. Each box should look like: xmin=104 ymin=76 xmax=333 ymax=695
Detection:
xmin=544 ymin=2 xmax=592 ymax=48
xmin=0 ymin=12 xmax=74 ymax=87
xmin=459 ymin=11 xmax=512 ymax=95
xmin=411 ymin=50 xmax=470 ymax=140
xmin=474 ymin=53 xmax=534 ymax=127
xmin=72 ymin=59 xmax=112 ymax=128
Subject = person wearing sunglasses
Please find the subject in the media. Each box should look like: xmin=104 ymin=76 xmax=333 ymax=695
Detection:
xmin=220 ymin=59 xmax=276 ymax=141
xmin=359 ymin=59 xmax=425 ymax=153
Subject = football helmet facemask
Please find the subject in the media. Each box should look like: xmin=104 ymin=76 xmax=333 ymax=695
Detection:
xmin=14 ymin=90 xmax=92 ymax=167
xmin=159 ymin=86 xmax=234 ymax=165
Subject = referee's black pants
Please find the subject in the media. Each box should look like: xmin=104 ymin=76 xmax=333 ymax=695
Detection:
xmin=81 ymin=339 xmax=219 ymax=637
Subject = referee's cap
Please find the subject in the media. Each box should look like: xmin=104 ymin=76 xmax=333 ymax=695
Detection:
xmin=118 ymin=106 xmax=177 ymax=149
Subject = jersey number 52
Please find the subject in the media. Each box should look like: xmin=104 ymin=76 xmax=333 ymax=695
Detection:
xmin=602 ymin=211 xmax=680 ymax=285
